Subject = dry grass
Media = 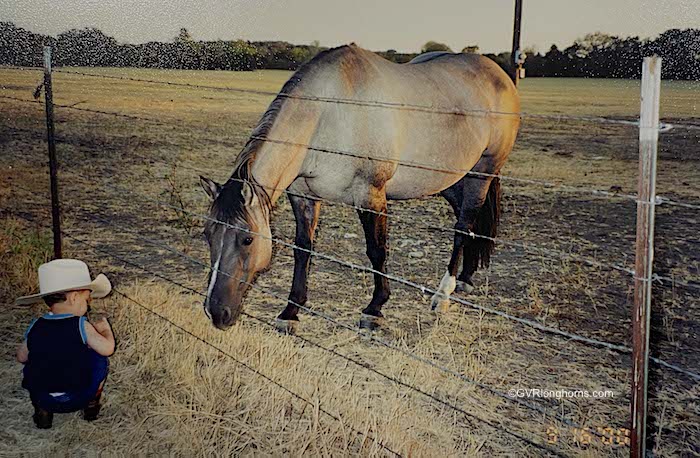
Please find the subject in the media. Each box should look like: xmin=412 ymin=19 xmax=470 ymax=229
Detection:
xmin=1 ymin=67 xmax=698 ymax=456
xmin=0 ymin=220 xmax=631 ymax=457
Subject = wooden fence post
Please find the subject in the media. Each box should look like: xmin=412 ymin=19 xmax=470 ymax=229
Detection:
xmin=631 ymin=56 xmax=662 ymax=458
xmin=43 ymin=46 xmax=62 ymax=259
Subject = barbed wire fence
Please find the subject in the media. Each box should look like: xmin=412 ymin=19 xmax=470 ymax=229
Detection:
xmin=1 ymin=53 xmax=699 ymax=456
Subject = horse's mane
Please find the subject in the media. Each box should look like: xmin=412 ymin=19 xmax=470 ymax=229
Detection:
xmin=215 ymin=45 xmax=354 ymax=222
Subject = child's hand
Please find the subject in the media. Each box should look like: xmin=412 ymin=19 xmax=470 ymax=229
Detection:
xmin=92 ymin=317 xmax=112 ymax=334
xmin=85 ymin=318 xmax=116 ymax=356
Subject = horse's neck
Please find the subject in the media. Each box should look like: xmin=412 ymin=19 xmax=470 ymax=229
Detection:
xmin=249 ymin=108 xmax=318 ymax=204
xmin=249 ymin=142 xmax=306 ymax=203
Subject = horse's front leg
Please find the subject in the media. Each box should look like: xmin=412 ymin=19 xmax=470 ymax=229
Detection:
xmin=275 ymin=194 xmax=321 ymax=334
xmin=357 ymin=189 xmax=390 ymax=329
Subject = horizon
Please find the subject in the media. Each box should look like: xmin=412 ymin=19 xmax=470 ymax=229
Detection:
xmin=3 ymin=0 xmax=699 ymax=54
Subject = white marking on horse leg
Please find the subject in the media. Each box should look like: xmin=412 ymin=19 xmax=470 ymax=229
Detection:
xmin=431 ymin=271 xmax=456 ymax=312
xmin=205 ymin=228 xmax=227 ymax=313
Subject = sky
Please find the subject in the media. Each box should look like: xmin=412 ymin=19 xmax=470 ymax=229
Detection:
xmin=2 ymin=0 xmax=699 ymax=54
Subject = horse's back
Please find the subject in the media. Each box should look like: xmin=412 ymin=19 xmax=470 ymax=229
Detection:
xmin=281 ymin=45 xmax=520 ymax=201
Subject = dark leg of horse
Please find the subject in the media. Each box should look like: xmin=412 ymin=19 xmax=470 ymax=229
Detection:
xmin=432 ymin=174 xmax=497 ymax=311
xmin=441 ymin=180 xmax=473 ymax=293
xmin=457 ymin=175 xmax=501 ymax=291
xmin=276 ymin=194 xmax=321 ymax=333
xmin=357 ymin=200 xmax=390 ymax=329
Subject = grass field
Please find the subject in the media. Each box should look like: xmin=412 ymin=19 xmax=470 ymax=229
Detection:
xmin=1 ymin=66 xmax=699 ymax=456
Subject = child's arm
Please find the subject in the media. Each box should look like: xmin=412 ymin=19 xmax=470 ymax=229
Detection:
xmin=16 ymin=341 xmax=29 ymax=363
xmin=84 ymin=318 xmax=116 ymax=356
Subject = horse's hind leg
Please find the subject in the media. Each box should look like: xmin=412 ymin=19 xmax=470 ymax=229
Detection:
xmin=457 ymin=175 xmax=501 ymax=290
xmin=276 ymin=194 xmax=321 ymax=334
xmin=357 ymin=187 xmax=390 ymax=329
xmin=440 ymin=180 xmax=472 ymax=294
xmin=432 ymin=173 xmax=500 ymax=311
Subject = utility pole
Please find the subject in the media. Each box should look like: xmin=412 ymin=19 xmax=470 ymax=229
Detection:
xmin=511 ymin=0 xmax=524 ymax=86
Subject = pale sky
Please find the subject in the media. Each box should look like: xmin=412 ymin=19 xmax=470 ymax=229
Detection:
xmin=2 ymin=0 xmax=699 ymax=54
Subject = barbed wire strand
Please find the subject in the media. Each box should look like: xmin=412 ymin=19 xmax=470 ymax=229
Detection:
xmin=0 ymin=122 xmax=679 ymax=290
xmin=4 ymin=92 xmax=700 ymax=210
xmin=1 ymin=211 xmax=402 ymax=457
xmin=0 ymin=123 xmax=645 ymax=281
xmin=8 ymin=133 xmax=698 ymax=296
xmin=63 ymin=207 xmax=579 ymax=415
xmin=10 ymin=170 xmax=700 ymax=382
xmin=179 ymin=175 xmax=640 ymax=278
xmin=52 ymin=210 xmax=595 ymax=451
xmin=5 ymin=207 xmax=569 ymax=454
xmin=58 ymin=175 xmax=690 ymax=360
xmin=22 ymin=125 xmax=699 ymax=292
xmin=49 ymin=68 xmax=696 ymax=132
xmin=113 ymin=287 xmax=404 ymax=457
xmin=7 ymin=93 xmax=633 ymax=196
xmin=57 ymin=68 xmax=700 ymax=132
xmin=5 ymin=65 xmax=700 ymax=132
xmin=0 ymin=66 xmax=44 ymax=72
xmin=84 ymin=231 xmax=567 ymax=454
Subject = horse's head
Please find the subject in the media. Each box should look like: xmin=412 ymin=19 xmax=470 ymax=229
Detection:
xmin=200 ymin=176 xmax=272 ymax=330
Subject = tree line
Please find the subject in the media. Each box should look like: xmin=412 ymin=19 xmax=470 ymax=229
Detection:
xmin=1 ymin=22 xmax=698 ymax=80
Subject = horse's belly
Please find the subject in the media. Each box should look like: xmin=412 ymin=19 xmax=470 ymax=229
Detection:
xmin=385 ymin=166 xmax=471 ymax=200
xmin=385 ymin=139 xmax=486 ymax=199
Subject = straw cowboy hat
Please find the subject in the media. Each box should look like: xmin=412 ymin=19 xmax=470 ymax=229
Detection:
xmin=15 ymin=259 xmax=112 ymax=306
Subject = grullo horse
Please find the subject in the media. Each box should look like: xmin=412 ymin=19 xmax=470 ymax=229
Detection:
xmin=199 ymin=44 xmax=520 ymax=331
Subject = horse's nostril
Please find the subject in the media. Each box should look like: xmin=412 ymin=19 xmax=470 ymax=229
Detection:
xmin=221 ymin=308 xmax=231 ymax=324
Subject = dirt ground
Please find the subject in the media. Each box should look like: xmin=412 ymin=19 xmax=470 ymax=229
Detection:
xmin=1 ymin=67 xmax=699 ymax=456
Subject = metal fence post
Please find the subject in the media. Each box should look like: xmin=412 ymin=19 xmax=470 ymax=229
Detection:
xmin=43 ymin=46 xmax=62 ymax=259
xmin=631 ymin=56 xmax=661 ymax=458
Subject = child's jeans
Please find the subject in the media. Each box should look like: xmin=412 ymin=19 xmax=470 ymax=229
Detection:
xmin=24 ymin=353 xmax=109 ymax=413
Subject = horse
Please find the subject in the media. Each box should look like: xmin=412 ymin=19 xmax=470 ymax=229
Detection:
xmin=199 ymin=44 xmax=520 ymax=331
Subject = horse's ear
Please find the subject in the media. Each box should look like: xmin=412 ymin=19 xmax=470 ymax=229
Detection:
xmin=241 ymin=182 xmax=259 ymax=207
xmin=200 ymin=176 xmax=221 ymax=201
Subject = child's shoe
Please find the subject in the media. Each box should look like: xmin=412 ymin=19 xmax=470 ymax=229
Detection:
xmin=83 ymin=394 xmax=102 ymax=421
xmin=32 ymin=405 xmax=53 ymax=429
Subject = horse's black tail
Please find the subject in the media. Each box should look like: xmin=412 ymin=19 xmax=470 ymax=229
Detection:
xmin=464 ymin=177 xmax=501 ymax=271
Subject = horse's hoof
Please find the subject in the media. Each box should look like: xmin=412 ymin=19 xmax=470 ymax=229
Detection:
xmin=431 ymin=296 xmax=451 ymax=313
xmin=455 ymin=280 xmax=474 ymax=294
xmin=275 ymin=318 xmax=299 ymax=335
xmin=359 ymin=313 xmax=384 ymax=330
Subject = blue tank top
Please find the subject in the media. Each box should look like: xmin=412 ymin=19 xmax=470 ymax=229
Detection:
xmin=23 ymin=313 xmax=97 ymax=393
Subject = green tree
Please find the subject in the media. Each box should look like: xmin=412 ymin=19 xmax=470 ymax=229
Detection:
xmin=461 ymin=45 xmax=479 ymax=54
xmin=175 ymin=28 xmax=193 ymax=43
xmin=55 ymin=28 xmax=119 ymax=66
xmin=421 ymin=41 xmax=452 ymax=53
xmin=290 ymin=46 xmax=312 ymax=64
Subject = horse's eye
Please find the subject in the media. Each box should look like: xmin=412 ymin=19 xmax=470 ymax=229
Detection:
xmin=243 ymin=236 xmax=254 ymax=246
